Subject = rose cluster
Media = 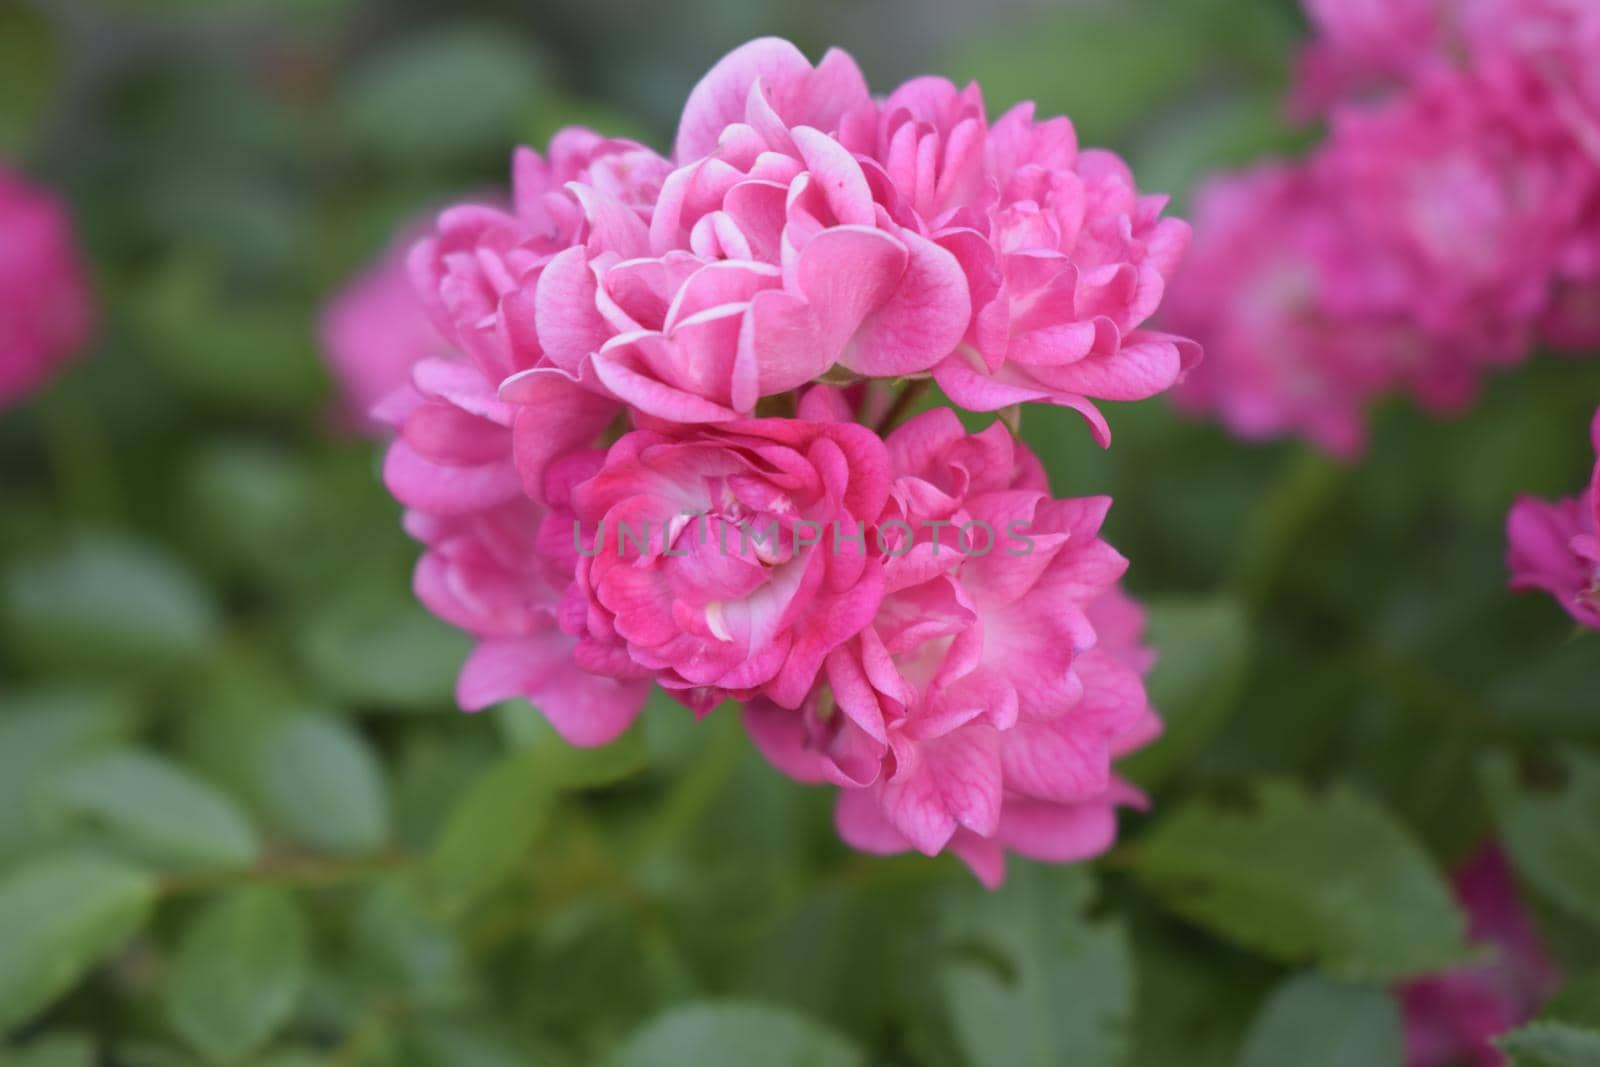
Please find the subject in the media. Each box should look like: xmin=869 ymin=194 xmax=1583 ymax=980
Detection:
xmin=324 ymin=38 xmax=1197 ymax=885
xmin=0 ymin=162 xmax=94 ymax=408
xmin=1166 ymin=0 xmax=1600 ymax=456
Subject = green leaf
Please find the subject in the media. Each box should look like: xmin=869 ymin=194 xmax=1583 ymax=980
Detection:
xmin=507 ymin=710 xmax=650 ymax=788
xmin=350 ymin=878 xmax=468 ymax=1004
xmin=606 ymin=1002 xmax=864 ymax=1067
xmin=0 ymin=534 xmax=218 ymax=674
xmin=1130 ymin=782 xmax=1470 ymax=981
xmin=339 ymin=24 xmax=544 ymax=166
xmin=1238 ymin=974 xmax=1402 ymax=1067
xmin=423 ymin=748 xmax=553 ymax=919
xmin=258 ymin=714 xmax=390 ymax=855
xmin=1483 ymin=750 xmax=1600 ymax=928
xmin=300 ymin=594 xmax=469 ymax=711
xmin=1498 ymin=1022 xmax=1600 ymax=1067
xmin=1126 ymin=924 xmax=1271 ymax=1067
xmin=940 ymin=865 xmax=1132 ymax=1067
xmin=0 ymin=1034 xmax=95 ymax=1067
xmin=0 ymin=853 xmax=157 ymax=1034
xmin=37 ymin=749 xmax=260 ymax=870
xmin=129 ymin=262 xmax=325 ymax=415
xmin=1123 ymin=596 xmax=1252 ymax=788
xmin=166 ymin=887 xmax=308 ymax=1063
xmin=0 ymin=687 xmax=133 ymax=862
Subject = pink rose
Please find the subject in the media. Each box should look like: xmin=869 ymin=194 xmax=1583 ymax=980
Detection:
xmin=559 ymin=395 xmax=890 ymax=712
xmin=559 ymin=38 xmax=971 ymax=423
xmin=914 ymin=94 xmax=1200 ymax=443
xmin=745 ymin=408 xmax=1159 ymax=886
xmin=1507 ymin=406 xmax=1600 ymax=629
xmin=0 ymin=164 xmax=94 ymax=407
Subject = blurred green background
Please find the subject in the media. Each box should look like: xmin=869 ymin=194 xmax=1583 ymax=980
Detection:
xmin=3 ymin=0 xmax=1600 ymax=1064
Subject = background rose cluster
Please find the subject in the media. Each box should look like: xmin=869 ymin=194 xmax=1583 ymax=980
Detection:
xmin=1167 ymin=0 xmax=1600 ymax=457
xmin=325 ymin=37 xmax=1196 ymax=886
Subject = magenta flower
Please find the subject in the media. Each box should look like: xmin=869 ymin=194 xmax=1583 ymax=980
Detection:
xmin=1400 ymin=845 xmax=1561 ymax=1067
xmin=744 ymin=409 xmax=1158 ymax=886
xmin=1507 ymin=407 xmax=1600 ymax=629
xmin=559 ymin=399 xmax=890 ymax=713
xmin=1290 ymin=0 xmax=1445 ymax=116
xmin=1167 ymin=162 xmax=1412 ymax=456
xmin=1317 ymin=67 xmax=1593 ymax=386
xmin=0 ymin=163 xmax=94 ymax=408
xmin=319 ymin=225 xmax=447 ymax=432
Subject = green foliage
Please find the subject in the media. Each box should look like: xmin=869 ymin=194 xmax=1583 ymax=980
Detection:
xmin=1123 ymin=596 xmax=1252 ymax=788
xmin=255 ymin=713 xmax=392 ymax=855
xmin=1130 ymin=782 xmax=1471 ymax=981
xmin=338 ymin=24 xmax=547 ymax=167
xmin=35 ymin=748 xmax=260 ymax=870
xmin=1484 ymin=750 xmax=1600 ymax=929
xmin=0 ymin=853 xmax=157 ymax=1034
xmin=166 ymin=888 xmax=309 ymax=1061
xmin=606 ymin=1002 xmax=865 ymax=1067
xmin=2 ymin=0 xmax=1598 ymax=1061
xmin=1498 ymin=1023 xmax=1600 ymax=1067
xmin=939 ymin=865 xmax=1132 ymax=1067
xmin=1237 ymin=974 xmax=1402 ymax=1067
xmin=0 ymin=534 xmax=219 ymax=674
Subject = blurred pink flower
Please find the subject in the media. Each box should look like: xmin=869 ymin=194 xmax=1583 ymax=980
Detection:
xmin=319 ymin=226 xmax=446 ymax=431
xmin=1290 ymin=0 xmax=1445 ymax=116
xmin=0 ymin=163 xmax=94 ymax=407
xmin=559 ymin=396 xmax=890 ymax=713
xmin=1507 ymin=407 xmax=1600 ymax=629
xmin=1317 ymin=67 xmax=1593 ymax=386
xmin=1400 ymin=845 xmax=1561 ymax=1067
xmin=745 ymin=408 xmax=1158 ymax=886
xmin=1463 ymin=0 xmax=1600 ymax=157
xmin=1167 ymin=162 xmax=1412 ymax=456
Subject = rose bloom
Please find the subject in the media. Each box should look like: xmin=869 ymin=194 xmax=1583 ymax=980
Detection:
xmin=1166 ymin=162 xmax=1415 ymax=456
xmin=1400 ymin=845 xmax=1560 ymax=1067
xmin=841 ymin=75 xmax=1199 ymax=443
xmin=319 ymin=225 xmax=447 ymax=432
xmin=556 ymin=390 xmax=890 ymax=713
xmin=1507 ymin=406 xmax=1600 ymax=630
xmin=557 ymin=38 xmax=972 ymax=424
xmin=525 ymin=38 xmax=1195 ymax=443
xmin=744 ymin=406 xmax=1159 ymax=886
xmin=0 ymin=163 xmax=94 ymax=407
